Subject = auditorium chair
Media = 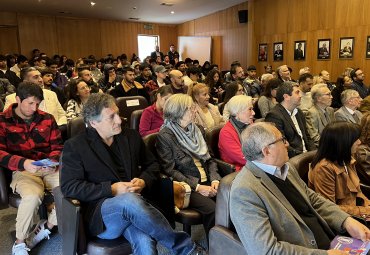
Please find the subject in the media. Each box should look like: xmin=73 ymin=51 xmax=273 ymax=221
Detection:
xmin=143 ymin=132 xmax=203 ymax=235
xmin=116 ymin=96 xmax=148 ymax=126
xmin=205 ymin=125 xmax=236 ymax=177
xmin=288 ymin=150 xmax=317 ymax=183
xmin=129 ymin=109 xmax=143 ymax=131
xmin=209 ymin=172 xmax=247 ymax=255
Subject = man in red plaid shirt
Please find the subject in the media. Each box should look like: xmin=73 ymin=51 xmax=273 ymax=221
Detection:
xmin=0 ymin=82 xmax=63 ymax=255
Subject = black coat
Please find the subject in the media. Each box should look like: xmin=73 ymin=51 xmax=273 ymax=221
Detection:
xmin=265 ymin=104 xmax=315 ymax=158
xmin=60 ymin=127 xmax=160 ymax=236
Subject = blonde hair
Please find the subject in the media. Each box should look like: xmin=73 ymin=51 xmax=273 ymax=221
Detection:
xmin=188 ymin=83 xmax=209 ymax=103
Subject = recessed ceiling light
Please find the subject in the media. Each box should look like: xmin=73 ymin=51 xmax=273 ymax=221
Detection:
xmin=170 ymin=11 xmax=175 ymax=14
xmin=161 ymin=2 xmax=174 ymax=7
xmin=133 ymin=7 xmax=137 ymax=10
xmin=90 ymin=2 xmax=96 ymax=6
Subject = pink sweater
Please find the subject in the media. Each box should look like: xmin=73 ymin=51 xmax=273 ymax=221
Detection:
xmin=139 ymin=104 xmax=164 ymax=137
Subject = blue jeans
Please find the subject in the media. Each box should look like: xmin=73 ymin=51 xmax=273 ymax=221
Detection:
xmin=97 ymin=193 xmax=195 ymax=255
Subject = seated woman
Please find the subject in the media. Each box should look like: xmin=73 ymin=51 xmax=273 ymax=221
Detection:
xmin=156 ymin=94 xmax=222 ymax=238
xmin=220 ymin=81 xmax=244 ymax=120
xmin=66 ymin=78 xmax=91 ymax=121
xmin=189 ymin=83 xmax=224 ymax=130
xmin=219 ymin=95 xmax=254 ymax=171
xmin=309 ymin=122 xmax=370 ymax=218
xmin=257 ymin=78 xmax=280 ymax=118
xmin=204 ymin=69 xmax=224 ymax=102
xmin=356 ymin=112 xmax=370 ymax=185
xmin=139 ymin=85 xmax=173 ymax=137
xmin=331 ymin=75 xmax=353 ymax=109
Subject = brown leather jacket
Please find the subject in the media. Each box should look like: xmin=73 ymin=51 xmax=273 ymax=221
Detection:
xmin=308 ymin=158 xmax=370 ymax=217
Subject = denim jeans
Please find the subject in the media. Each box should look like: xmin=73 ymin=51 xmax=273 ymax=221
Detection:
xmin=97 ymin=192 xmax=195 ymax=255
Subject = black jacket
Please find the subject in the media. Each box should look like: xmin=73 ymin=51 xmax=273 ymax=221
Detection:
xmin=60 ymin=127 xmax=159 ymax=236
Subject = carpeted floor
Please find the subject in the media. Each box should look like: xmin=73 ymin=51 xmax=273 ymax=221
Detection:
xmin=0 ymin=206 xmax=207 ymax=255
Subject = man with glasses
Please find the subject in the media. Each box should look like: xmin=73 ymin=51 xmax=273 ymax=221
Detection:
xmin=350 ymin=68 xmax=369 ymax=99
xmin=230 ymin=122 xmax=370 ymax=255
xmin=306 ymin=84 xmax=335 ymax=147
xmin=265 ymin=81 xmax=315 ymax=158
xmin=335 ymin=89 xmax=363 ymax=124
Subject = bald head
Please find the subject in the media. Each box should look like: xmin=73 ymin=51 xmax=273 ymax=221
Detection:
xmin=169 ymin=70 xmax=184 ymax=89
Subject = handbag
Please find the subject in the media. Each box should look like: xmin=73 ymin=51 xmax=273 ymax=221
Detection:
xmin=173 ymin=181 xmax=191 ymax=213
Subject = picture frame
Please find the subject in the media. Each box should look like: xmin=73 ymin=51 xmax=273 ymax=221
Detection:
xmin=317 ymin=39 xmax=331 ymax=60
xmin=258 ymin=43 xmax=268 ymax=61
xmin=339 ymin=37 xmax=354 ymax=59
xmin=366 ymin=36 xmax=370 ymax=59
xmin=294 ymin=40 xmax=306 ymax=60
xmin=273 ymin=42 xmax=283 ymax=61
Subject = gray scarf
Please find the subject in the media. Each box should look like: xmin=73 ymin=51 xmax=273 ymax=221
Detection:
xmin=163 ymin=119 xmax=211 ymax=160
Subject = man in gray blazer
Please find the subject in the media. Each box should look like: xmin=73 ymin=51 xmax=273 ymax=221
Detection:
xmin=335 ymin=89 xmax=363 ymax=124
xmin=230 ymin=122 xmax=370 ymax=255
xmin=306 ymin=84 xmax=335 ymax=147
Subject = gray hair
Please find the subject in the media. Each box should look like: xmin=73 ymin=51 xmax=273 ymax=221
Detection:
xmin=163 ymin=93 xmax=193 ymax=123
xmin=310 ymin=83 xmax=328 ymax=104
xmin=241 ymin=122 xmax=277 ymax=161
xmin=261 ymin=73 xmax=273 ymax=83
xmin=82 ymin=93 xmax=116 ymax=127
xmin=341 ymin=89 xmax=359 ymax=105
xmin=227 ymin=95 xmax=253 ymax=117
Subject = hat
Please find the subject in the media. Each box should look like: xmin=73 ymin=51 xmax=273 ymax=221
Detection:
xmin=154 ymin=65 xmax=166 ymax=73
xmin=247 ymin=65 xmax=256 ymax=71
xmin=131 ymin=61 xmax=140 ymax=69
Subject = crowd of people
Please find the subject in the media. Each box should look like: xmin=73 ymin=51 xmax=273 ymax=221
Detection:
xmin=1 ymin=45 xmax=370 ymax=255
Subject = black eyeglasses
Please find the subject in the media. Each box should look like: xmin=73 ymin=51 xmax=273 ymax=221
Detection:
xmin=267 ymin=136 xmax=287 ymax=146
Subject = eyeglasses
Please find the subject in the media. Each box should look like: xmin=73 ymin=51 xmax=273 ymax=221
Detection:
xmin=267 ymin=136 xmax=287 ymax=146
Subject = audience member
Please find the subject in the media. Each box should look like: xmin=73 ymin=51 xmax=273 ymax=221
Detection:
xmin=298 ymin=67 xmax=310 ymax=76
xmin=221 ymin=82 xmax=244 ymax=119
xmin=151 ymin=45 xmax=164 ymax=61
xmin=145 ymin=65 xmax=170 ymax=93
xmin=46 ymin=58 xmax=68 ymax=89
xmin=356 ymin=112 xmax=370 ymax=185
xmin=319 ymin=70 xmax=335 ymax=91
xmin=309 ymin=122 xmax=370 ymax=218
xmin=0 ymin=82 xmax=63 ymax=255
xmin=4 ymin=67 xmax=67 ymax=126
xmin=135 ymin=63 xmax=153 ymax=86
xmin=66 ymin=78 xmax=91 ymax=121
xmin=169 ymin=69 xmax=187 ymax=94
xmin=230 ymin=121 xmax=370 ymax=254
xmin=257 ymin=78 xmax=281 ymax=118
xmin=276 ymin=64 xmax=292 ymax=82
xmin=98 ymin=64 xmax=123 ymax=92
xmin=87 ymin=58 xmax=103 ymax=82
xmin=243 ymin=65 xmax=262 ymax=98
xmin=351 ymin=68 xmax=369 ymax=99
xmin=60 ymin=93 xmax=204 ymax=255
xmin=334 ymin=89 xmax=363 ymax=124
xmin=40 ymin=68 xmax=66 ymax=106
xmin=265 ymin=81 xmax=315 ymax=157
xmin=156 ymin=94 xmax=221 ymax=239
xmin=77 ymin=66 xmax=101 ymax=93
xmin=139 ymin=85 xmax=173 ymax=137
xmin=219 ymin=95 xmax=254 ymax=171
xmin=305 ymin=84 xmax=335 ymax=147
xmin=297 ymin=73 xmax=314 ymax=113
xmin=331 ymin=75 xmax=353 ymax=108
xmin=10 ymin=55 xmax=28 ymax=79
xmin=0 ymin=54 xmax=21 ymax=88
xmin=189 ymin=83 xmax=224 ymax=130
xmin=204 ymin=69 xmax=224 ymax=101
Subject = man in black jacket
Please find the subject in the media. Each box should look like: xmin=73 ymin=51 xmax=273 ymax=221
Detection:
xmin=60 ymin=93 xmax=203 ymax=255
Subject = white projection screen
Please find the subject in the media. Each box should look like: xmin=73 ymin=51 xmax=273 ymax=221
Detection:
xmin=178 ymin=36 xmax=212 ymax=65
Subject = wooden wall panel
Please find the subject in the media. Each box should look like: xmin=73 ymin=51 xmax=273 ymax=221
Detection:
xmin=0 ymin=12 xmax=17 ymax=26
xmin=17 ymin=14 xmax=58 ymax=58
xmin=0 ymin=27 xmax=19 ymax=55
xmin=249 ymin=0 xmax=370 ymax=83
xmin=177 ymin=2 xmax=248 ymax=70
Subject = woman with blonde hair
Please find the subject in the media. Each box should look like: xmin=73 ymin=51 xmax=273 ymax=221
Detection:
xmin=188 ymin=83 xmax=224 ymax=130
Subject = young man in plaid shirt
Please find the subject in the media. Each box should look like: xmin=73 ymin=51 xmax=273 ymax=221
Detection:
xmin=0 ymin=82 xmax=63 ymax=255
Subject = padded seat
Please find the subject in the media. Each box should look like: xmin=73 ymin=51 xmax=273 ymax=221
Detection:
xmin=175 ymin=209 xmax=203 ymax=234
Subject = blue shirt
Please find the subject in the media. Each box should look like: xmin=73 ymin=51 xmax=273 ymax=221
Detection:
xmin=252 ymin=161 xmax=289 ymax=180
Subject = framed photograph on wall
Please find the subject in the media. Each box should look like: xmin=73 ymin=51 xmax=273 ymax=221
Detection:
xmin=258 ymin=43 xmax=268 ymax=61
xmin=273 ymin=42 xmax=283 ymax=61
xmin=366 ymin=36 xmax=370 ymax=59
xmin=339 ymin=37 xmax=354 ymax=59
xmin=294 ymin=40 xmax=306 ymax=60
xmin=317 ymin=39 xmax=330 ymax=60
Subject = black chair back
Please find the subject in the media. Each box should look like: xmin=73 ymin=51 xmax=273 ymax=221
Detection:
xmin=130 ymin=109 xmax=143 ymax=131
xmin=116 ymin=96 xmax=148 ymax=125
xmin=288 ymin=150 xmax=317 ymax=184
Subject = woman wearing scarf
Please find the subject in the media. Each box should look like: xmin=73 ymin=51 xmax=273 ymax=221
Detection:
xmin=218 ymin=95 xmax=255 ymax=171
xmin=156 ymin=94 xmax=221 ymax=240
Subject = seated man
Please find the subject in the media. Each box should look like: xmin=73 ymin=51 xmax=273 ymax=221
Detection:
xmin=265 ymin=81 xmax=315 ymax=158
xmin=335 ymin=89 xmax=363 ymax=124
xmin=230 ymin=122 xmax=370 ymax=255
xmin=0 ymin=82 xmax=63 ymax=255
xmin=60 ymin=93 xmax=204 ymax=255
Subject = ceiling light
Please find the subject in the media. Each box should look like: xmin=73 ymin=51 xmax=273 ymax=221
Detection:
xmin=170 ymin=11 xmax=175 ymax=14
xmin=90 ymin=2 xmax=96 ymax=6
xmin=161 ymin=2 xmax=174 ymax=7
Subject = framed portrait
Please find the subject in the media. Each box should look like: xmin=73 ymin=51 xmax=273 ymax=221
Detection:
xmin=339 ymin=37 xmax=354 ymax=59
xmin=258 ymin=43 xmax=268 ymax=61
xmin=294 ymin=40 xmax=306 ymax=60
xmin=273 ymin=42 xmax=283 ymax=61
xmin=366 ymin=36 xmax=370 ymax=59
xmin=317 ymin=39 xmax=331 ymax=60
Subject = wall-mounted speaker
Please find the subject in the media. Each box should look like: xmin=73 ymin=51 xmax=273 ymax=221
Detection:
xmin=238 ymin=10 xmax=248 ymax=23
